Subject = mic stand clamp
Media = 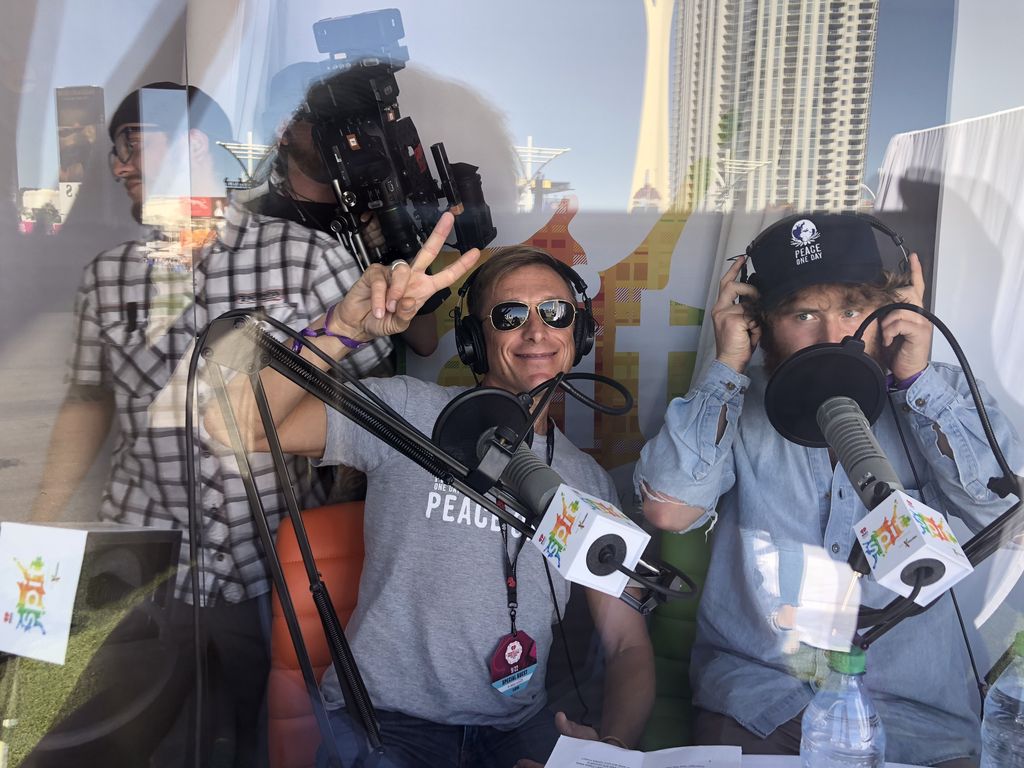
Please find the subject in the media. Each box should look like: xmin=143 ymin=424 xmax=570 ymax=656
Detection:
xmin=616 ymin=556 xmax=700 ymax=615
xmin=467 ymin=426 xmax=518 ymax=495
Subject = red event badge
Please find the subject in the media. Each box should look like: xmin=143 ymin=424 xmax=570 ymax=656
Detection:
xmin=489 ymin=630 xmax=537 ymax=696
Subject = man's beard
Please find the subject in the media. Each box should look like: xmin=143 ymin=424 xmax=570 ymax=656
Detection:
xmin=284 ymin=142 xmax=332 ymax=185
xmin=760 ymin=325 xmax=786 ymax=376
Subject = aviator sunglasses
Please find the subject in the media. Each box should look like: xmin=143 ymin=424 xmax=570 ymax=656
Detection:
xmin=488 ymin=299 xmax=577 ymax=332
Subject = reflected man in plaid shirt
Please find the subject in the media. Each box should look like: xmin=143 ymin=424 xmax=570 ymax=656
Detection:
xmin=33 ymin=82 xmax=393 ymax=767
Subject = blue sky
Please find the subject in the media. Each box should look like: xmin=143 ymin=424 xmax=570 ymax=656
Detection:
xmin=863 ymin=0 xmax=955 ymax=190
xmin=267 ymin=0 xmax=648 ymax=211
xmin=17 ymin=0 xmax=957 ymax=210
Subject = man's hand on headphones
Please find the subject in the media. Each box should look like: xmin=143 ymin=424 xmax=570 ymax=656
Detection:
xmin=713 ymin=256 xmax=762 ymax=374
xmin=332 ymin=212 xmax=480 ymax=340
xmin=882 ymin=252 xmax=932 ymax=382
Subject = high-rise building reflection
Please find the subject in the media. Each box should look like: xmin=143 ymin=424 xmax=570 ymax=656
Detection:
xmin=670 ymin=0 xmax=878 ymax=211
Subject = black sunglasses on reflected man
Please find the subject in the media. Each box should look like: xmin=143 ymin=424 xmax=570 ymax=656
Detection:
xmin=488 ymin=299 xmax=576 ymax=332
xmin=108 ymin=124 xmax=160 ymax=168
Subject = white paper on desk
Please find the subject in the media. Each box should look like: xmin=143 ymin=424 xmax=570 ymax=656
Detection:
xmin=0 ymin=522 xmax=88 ymax=665
xmin=546 ymin=736 xmax=742 ymax=768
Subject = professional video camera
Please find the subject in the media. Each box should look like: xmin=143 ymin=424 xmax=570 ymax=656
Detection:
xmin=303 ymin=8 xmax=497 ymax=270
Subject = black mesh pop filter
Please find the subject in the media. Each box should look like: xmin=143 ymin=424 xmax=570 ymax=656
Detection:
xmin=764 ymin=338 xmax=887 ymax=447
xmin=432 ymin=387 xmax=532 ymax=467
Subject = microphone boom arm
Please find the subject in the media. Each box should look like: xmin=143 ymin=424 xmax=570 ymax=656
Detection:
xmin=199 ymin=310 xmax=545 ymax=761
xmin=204 ymin=312 xmax=537 ymax=533
xmin=841 ymin=302 xmax=1024 ymax=648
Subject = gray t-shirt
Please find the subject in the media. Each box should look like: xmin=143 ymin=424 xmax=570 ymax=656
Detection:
xmin=316 ymin=376 xmax=620 ymax=727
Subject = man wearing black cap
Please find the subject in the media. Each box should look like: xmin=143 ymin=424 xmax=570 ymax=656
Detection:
xmin=33 ymin=82 xmax=394 ymax=766
xmin=634 ymin=213 xmax=1022 ymax=766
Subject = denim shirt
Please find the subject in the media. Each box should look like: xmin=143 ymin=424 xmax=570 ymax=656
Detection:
xmin=635 ymin=360 xmax=1023 ymax=766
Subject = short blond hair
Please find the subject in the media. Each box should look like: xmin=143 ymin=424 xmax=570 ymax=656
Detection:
xmin=465 ymin=246 xmax=575 ymax=318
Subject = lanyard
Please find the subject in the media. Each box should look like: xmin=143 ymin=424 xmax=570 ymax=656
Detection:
xmin=499 ymin=422 xmax=555 ymax=635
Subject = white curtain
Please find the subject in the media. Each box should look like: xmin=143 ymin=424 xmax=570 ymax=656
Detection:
xmin=877 ymin=108 xmax=1024 ymax=659
xmin=877 ymin=106 xmax=1024 ymax=449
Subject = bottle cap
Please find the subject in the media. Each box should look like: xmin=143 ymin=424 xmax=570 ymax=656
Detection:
xmin=1013 ymin=631 xmax=1024 ymax=658
xmin=827 ymin=647 xmax=867 ymax=675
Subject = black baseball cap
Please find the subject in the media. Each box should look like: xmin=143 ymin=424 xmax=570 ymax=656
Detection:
xmin=259 ymin=61 xmax=385 ymax=140
xmin=745 ymin=213 xmax=885 ymax=309
xmin=108 ymin=82 xmax=233 ymax=143
xmin=261 ymin=62 xmax=321 ymax=140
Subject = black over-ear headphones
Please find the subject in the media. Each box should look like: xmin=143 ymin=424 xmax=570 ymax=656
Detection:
xmin=453 ymin=257 xmax=597 ymax=376
xmin=739 ymin=211 xmax=910 ymax=287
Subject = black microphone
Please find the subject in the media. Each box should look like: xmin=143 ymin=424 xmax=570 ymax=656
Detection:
xmin=431 ymin=375 xmax=697 ymax=609
xmin=766 ymin=343 xmax=956 ymax=592
xmin=817 ymin=395 xmax=905 ymax=509
xmin=475 ymin=428 xmax=561 ymax=522
xmin=473 ymin=425 xmax=655 ymax=598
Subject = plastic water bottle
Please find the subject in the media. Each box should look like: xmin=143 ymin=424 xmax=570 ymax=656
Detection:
xmin=800 ymin=647 xmax=886 ymax=767
xmin=981 ymin=631 xmax=1024 ymax=768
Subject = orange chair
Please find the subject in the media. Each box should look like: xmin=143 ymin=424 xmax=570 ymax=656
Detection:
xmin=267 ymin=502 xmax=365 ymax=768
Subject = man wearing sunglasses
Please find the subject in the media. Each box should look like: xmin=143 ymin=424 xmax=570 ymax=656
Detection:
xmin=208 ymin=224 xmax=654 ymax=768
xmin=33 ymin=82 xmax=395 ymax=767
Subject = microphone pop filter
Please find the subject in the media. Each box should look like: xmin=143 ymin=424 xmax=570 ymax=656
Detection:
xmin=764 ymin=338 xmax=887 ymax=448
xmin=432 ymin=387 xmax=532 ymax=468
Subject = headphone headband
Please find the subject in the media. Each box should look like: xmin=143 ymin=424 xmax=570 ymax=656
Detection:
xmin=458 ymin=257 xmax=589 ymax=304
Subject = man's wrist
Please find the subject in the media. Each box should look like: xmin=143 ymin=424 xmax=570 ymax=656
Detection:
xmin=323 ymin=304 xmax=370 ymax=344
xmin=890 ymin=366 xmax=928 ymax=391
xmin=715 ymin=354 xmax=748 ymax=374
xmin=291 ymin=304 xmax=372 ymax=354
xmin=703 ymin=359 xmax=751 ymax=396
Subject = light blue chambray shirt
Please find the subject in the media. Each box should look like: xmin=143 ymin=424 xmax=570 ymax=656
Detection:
xmin=635 ymin=360 xmax=1022 ymax=766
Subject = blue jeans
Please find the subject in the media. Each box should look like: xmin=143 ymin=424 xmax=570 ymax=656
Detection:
xmin=315 ymin=706 xmax=560 ymax=768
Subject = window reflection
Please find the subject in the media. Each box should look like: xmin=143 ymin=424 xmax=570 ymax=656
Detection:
xmin=0 ymin=2 xmax=1020 ymax=767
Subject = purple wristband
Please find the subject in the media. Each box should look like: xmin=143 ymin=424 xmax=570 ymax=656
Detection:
xmin=887 ymin=369 xmax=925 ymax=391
xmin=290 ymin=304 xmax=369 ymax=353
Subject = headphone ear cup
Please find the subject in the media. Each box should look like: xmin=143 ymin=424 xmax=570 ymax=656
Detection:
xmin=455 ymin=313 xmax=488 ymax=375
xmin=573 ymin=311 xmax=596 ymax=366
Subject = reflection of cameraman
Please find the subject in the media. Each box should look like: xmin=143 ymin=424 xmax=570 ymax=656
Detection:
xmin=244 ymin=63 xmax=438 ymax=356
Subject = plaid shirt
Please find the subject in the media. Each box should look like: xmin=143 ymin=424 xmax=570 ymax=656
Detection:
xmin=68 ymin=202 xmax=393 ymax=604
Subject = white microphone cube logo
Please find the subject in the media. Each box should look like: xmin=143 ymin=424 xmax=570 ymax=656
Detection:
xmin=530 ymin=484 xmax=650 ymax=597
xmin=853 ymin=490 xmax=973 ymax=606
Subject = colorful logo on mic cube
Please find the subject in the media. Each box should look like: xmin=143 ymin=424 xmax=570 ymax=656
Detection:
xmin=853 ymin=490 xmax=973 ymax=606
xmin=531 ymin=484 xmax=650 ymax=597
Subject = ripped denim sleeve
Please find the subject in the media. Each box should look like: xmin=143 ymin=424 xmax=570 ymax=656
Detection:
xmin=634 ymin=360 xmax=749 ymax=533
